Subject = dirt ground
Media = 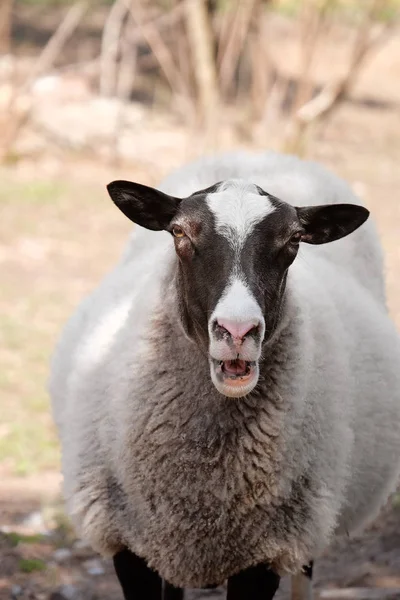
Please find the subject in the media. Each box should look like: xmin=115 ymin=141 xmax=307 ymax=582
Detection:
xmin=1 ymin=9 xmax=400 ymax=600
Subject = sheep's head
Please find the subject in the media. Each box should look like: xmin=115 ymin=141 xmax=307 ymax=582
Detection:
xmin=107 ymin=178 xmax=369 ymax=398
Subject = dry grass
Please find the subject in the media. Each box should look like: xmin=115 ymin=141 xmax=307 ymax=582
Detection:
xmin=0 ymin=174 xmax=131 ymax=475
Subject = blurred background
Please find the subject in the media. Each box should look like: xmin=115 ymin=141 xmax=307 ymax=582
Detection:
xmin=0 ymin=0 xmax=400 ymax=598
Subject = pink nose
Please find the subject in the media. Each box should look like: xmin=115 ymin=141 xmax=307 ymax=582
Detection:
xmin=217 ymin=318 xmax=258 ymax=340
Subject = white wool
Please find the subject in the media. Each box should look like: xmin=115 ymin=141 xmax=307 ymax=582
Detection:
xmin=49 ymin=151 xmax=400 ymax=586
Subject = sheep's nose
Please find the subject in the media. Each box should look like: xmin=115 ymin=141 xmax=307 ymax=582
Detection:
xmin=217 ymin=318 xmax=259 ymax=341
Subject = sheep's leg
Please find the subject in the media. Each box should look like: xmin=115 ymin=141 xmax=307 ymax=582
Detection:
xmin=291 ymin=562 xmax=314 ymax=600
xmin=163 ymin=581 xmax=184 ymax=600
xmin=113 ymin=549 xmax=161 ymax=599
xmin=226 ymin=563 xmax=280 ymax=600
xmin=113 ymin=548 xmax=184 ymax=599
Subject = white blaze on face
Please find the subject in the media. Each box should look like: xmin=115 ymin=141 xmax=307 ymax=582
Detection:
xmin=206 ymin=180 xmax=275 ymax=248
xmin=206 ymin=179 xmax=273 ymax=341
xmin=206 ymin=181 xmax=274 ymax=397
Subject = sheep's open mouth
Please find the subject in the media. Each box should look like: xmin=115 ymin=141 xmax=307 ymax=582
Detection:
xmin=209 ymin=358 xmax=259 ymax=397
xmin=209 ymin=357 xmax=259 ymax=397
xmin=221 ymin=359 xmax=252 ymax=378
xmin=210 ymin=356 xmax=257 ymax=386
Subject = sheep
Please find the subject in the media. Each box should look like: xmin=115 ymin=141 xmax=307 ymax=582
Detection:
xmin=50 ymin=151 xmax=400 ymax=600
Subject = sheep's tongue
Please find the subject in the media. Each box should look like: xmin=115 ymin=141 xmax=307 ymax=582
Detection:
xmin=223 ymin=359 xmax=247 ymax=376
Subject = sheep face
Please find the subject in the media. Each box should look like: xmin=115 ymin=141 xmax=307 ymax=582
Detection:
xmin=107 ymin=178 xmax=369 ymax=399
xmin=171 ymin=180 xmax=300 ymax=399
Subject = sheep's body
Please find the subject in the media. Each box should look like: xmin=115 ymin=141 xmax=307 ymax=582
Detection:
xmin=50 ymin=152 xmax=400 ymax=589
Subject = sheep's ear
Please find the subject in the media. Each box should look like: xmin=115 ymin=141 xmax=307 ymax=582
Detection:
xmin=296 ymin=204 xmax=370 ymax=245
xmin=107 ymin=180 xmax=182 ymax=231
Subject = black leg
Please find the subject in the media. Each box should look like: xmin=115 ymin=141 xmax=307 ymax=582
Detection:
xmin=227 ymin=563 xmax=280 ymax=600
xmin=113 ymin=548 xmax=184 ymax=600
xmin=302 ymin=560 xmax=314 ymax=580
xmin=113 ymin=548 xmax=162 ymax=600
xmin=163 ymin=581 xmax=184 ymax=600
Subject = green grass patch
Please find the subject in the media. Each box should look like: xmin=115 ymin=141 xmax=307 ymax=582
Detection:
xmin=19 ymin=558 xmax=46 ymax=573
xmin=7 ymin=532 xmax=48 ymax=547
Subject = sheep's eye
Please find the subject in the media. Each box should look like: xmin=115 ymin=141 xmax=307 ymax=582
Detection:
xmin=290 ymin=232 xmax=302 ymax=245
xmin=172 ymin=226 xmax=185 ymax=238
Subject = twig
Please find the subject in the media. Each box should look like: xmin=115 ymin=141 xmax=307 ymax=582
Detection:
xmin=126 ymin=2 xmax=186 ymax=46
xmin=24 ymin=1 xmax=88 ymax=90
xmin=284 ymin=0 xmax=398 ymax=154
xmin=215 ymin=5 xmax=232 ymax=67
xmin=0 ymin=0 xmax=13 ymax=55
xmin=100 ymin=0 xmax=130 ymax=97
xmin=297 ymin=19 xmax=398 ymax=124
xmin=0 ymin=0 xmax=88 ymax=162
xmin=184 ymin=0 xmax=219 ymax=125
xmin=110 ymin=11 xmax=138 ymax=167
xmin=248 ymin=0 xmax=274 ymax=120
xmin=100 ymin=0 xmax=186 ymax=99
xmin=125 ymin=0 xmax=194 ymax=119
xmin=176 ymin=6 xmax=193 ymax=100
xmin=117 ymin=10 xmax=137 ymax=101
xmin=290 ymin=0 xmax=330 ymax=118
xmin=218 ymin=0 xmax=256 ymax=97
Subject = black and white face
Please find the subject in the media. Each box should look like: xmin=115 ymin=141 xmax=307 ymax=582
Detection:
xmin=107 ymin=178 xmax=369 ymax=399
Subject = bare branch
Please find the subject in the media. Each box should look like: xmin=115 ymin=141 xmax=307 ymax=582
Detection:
xmin=218 ymin=0 xmax=256 ymax=97
xmin=290 ymin=0 xmax=331 ymax=118
xmin=127 ymin=2 xmax=186 ymax=46
xmin=25 ymin=1 xmax=88 ymax=89
xmin=117 ymin=11 xmax=137 ymax=101
xmin=0 ymin=0 xmax=13 ymax=55
xmin=100 ymin=0 xmax=186 ymax=100
xmin=126 ymin=0 xmax=194 ymax=118
xmin=185 ymin=0 xmax=219 ymax=124
xmin=248 ymin=0 xmax=275 ymax=120
xmin=0 ymin=0 xmax=88 ymax=163
xmin=284 ymin=0 xmax=399 ymax=153
xmin=297 ymin=20 xmax=398 ymax=124
xmin=100 ymin=0 xmax=130 ymax=97
xmin=176 ymin=7 xmax=193 ymax=100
